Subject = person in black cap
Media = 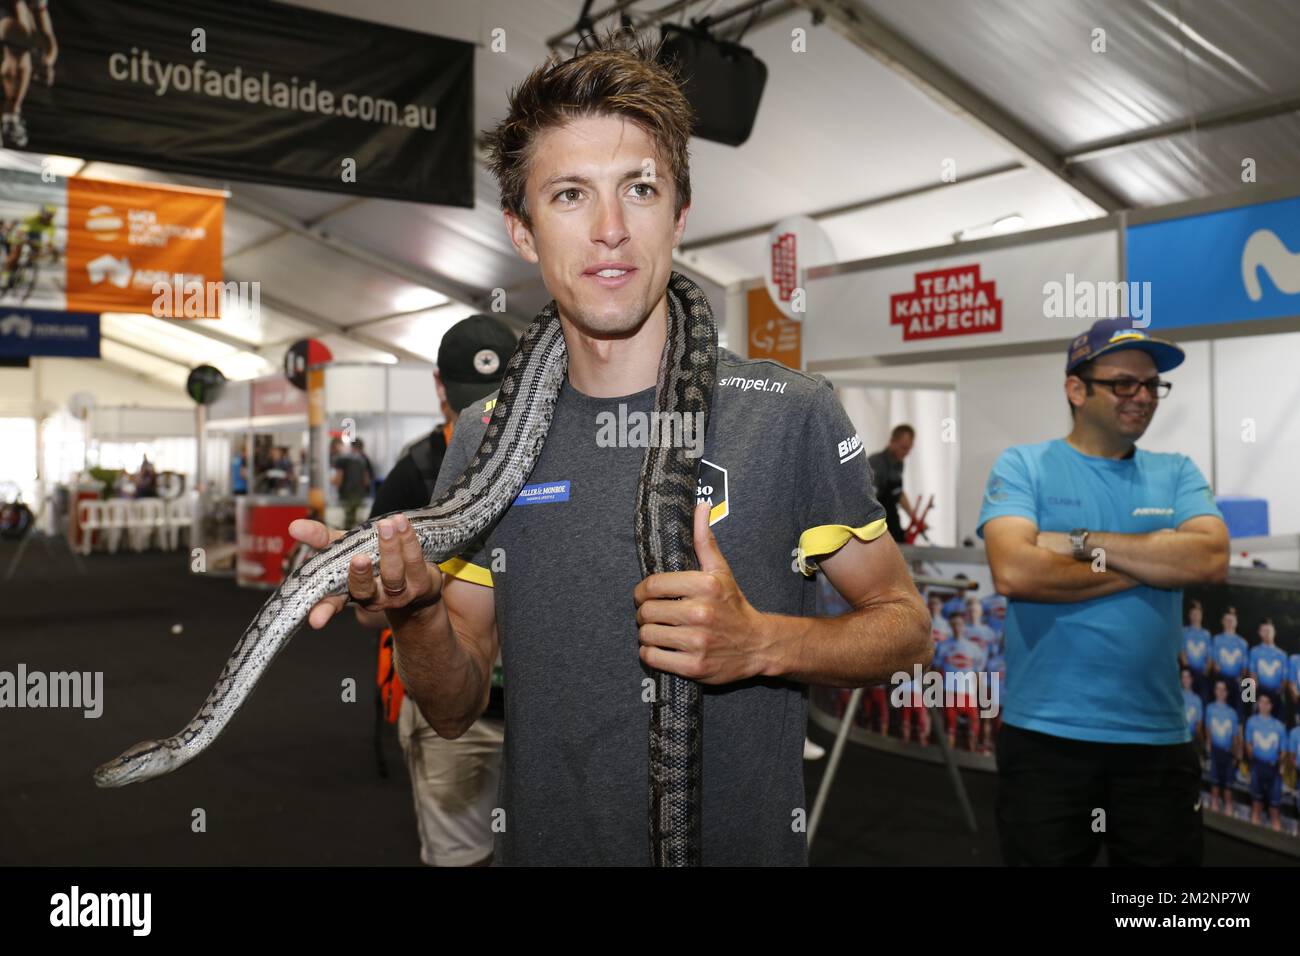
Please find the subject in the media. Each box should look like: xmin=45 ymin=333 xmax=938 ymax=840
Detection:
xmin=976 ymin=317 xmax=1229 ymax=865
xmin=370 ymin=315 xmax=518 ymax=513
xmin=349 ymin=314 xmax=516 ymax=868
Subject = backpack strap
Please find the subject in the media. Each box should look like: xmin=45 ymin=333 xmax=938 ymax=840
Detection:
xmin=408 ymin=431 xmax=447 ymax=499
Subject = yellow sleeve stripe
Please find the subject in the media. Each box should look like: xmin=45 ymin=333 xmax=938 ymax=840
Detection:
xmin=796 ymin=518 xmax=889 ymax=577
xmin=437 ymin=556 xmax=494 ymax=588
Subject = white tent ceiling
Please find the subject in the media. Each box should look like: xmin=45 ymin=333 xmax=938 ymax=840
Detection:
xmin=5 ymin=0 xmax=1297 ymax=394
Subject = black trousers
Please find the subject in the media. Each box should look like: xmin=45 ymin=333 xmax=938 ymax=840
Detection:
xmin=996 ymin=723 xmax=1203 ymax=866
xmin=883 ymin=504 xmax=905 ymax=543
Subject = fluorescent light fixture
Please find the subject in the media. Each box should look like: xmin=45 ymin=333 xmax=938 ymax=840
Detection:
xmin=392 ymin=286 xmax=447 ymax=313
xmin=953 ymin=213 xmax=1026 ymax=243
xmin=43 ymin=155 xmax=86 ymax=178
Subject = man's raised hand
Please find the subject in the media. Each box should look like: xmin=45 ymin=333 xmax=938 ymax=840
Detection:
xmin=287 ymin=518 xmax=348 ymax=629
xmin=288 ymin=515 xmax=443 ymax=630
xmin=343 ymin=514 xmax=443 ymax=623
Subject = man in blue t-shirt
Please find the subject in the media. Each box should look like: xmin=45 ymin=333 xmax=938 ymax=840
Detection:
xmin=927 ymin=592 xmax=952 ymax=643
xmin=1205 ymin=679 xmax=1240 ymax=816
xmin=978 ymin=318 xmax=1228 ymax=866
xmin=940 ymin=583 xmax=970 ymax=620
xmin=939 ymin=612 xmax=988 ymax=751
xmin=1181 ymin=668 xmax=1203 ymax=747
xmin=965 ymin=595 xmax=998 ymax=657
xmin=1248 ymin=617 xmax=1288 ymax=724
xmin=1210 ymin=608 xmax=1249 ymax=721
xmin=1180 ymin=600 xmax=1212 ymax=701
xmin=982 ymin=594 xmax=1007 ymax=639
xmin=1244 ymin=695 xmax=1285 ymax=831
xmin=231 ymin=440 xmax=249 ymax=496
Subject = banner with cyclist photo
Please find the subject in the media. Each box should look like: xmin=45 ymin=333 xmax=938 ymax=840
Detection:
xmin=2 ymin=0 xmax=473 ymax=205
xmin=811 ymin=560 xmax=1006 ymax=763
xmin=1181 ymin=582 xmax=1300 ymax=839
xmin=0 ymin=166 xmax=62 ymax=309
xmin=0 ymin=167 xmax=224 ymax=317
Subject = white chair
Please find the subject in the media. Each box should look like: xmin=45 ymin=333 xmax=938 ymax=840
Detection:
xmin=144 ymin=499 xmax=167 ymax=550
xmin=164 ymin=497 xmax=193 ymax=551
xmin=128 ymin=500 xmax=166 ymax=551
xmin=77 ymin=500 xmax=104 ymax=556
xmin=104 ymin=499 xmax=131 ymax=554
xmin=154 ymin=499 xmax=170 ymax=550
xmin=126 ymin=501 xmax=145 ymax=551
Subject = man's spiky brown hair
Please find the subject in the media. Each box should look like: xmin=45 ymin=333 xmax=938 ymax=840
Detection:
xmin=482 ymin=28 xmax=695 ymax=231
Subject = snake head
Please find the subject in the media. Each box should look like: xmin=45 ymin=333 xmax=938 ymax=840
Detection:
xmin=93 ymin=739 xmax=173 ymax=789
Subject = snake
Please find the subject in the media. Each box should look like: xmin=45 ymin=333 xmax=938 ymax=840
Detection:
xmin=93 ymin=270 xmax=718 ymax=867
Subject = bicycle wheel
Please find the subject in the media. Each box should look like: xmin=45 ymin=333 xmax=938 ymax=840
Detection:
xmin=3 ymin=248 xmax=31 ymax=301
xmin=8 ymin=503 xmax=32 ymax=539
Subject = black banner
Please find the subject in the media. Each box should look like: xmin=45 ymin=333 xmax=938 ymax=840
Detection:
xmin=13 ymin=0 xmax=473 ymax=205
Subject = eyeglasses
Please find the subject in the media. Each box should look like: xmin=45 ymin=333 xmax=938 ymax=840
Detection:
xmin=1078 ymin=376 xmax=1172 ymax=399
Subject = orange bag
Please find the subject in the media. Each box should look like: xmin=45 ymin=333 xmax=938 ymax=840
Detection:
xmin=377 ymin=627 xmax=405 ymax=723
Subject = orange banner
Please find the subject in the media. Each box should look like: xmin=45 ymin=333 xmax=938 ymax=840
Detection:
xmin=65 ymin=177 xmax=225 ymax=317
xmin=746 ymin=286 xmax=801 ymax=369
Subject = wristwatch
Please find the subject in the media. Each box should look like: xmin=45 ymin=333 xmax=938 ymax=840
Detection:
xmin=1069 ymin=528 xmax=1090 ymax=561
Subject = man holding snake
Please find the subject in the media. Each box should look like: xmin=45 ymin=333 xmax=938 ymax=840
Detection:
xmin=290 ymin=30 xmax=930 ymax=865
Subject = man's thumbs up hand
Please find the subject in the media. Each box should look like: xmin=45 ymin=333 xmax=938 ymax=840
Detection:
xmin=632 ymin=502 xmax=779 ymax=684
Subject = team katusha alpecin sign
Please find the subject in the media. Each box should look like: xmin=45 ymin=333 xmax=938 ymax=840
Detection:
xmin=15 ymin=0 xmax=473 ymax=205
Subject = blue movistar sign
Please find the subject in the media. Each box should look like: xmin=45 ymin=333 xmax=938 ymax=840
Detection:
xmin=1127 ymin=195 xmax=1300 ymax=330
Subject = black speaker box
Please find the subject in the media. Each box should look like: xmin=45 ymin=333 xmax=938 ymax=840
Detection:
xmin=658 ymin=23 xmax=768 ymax=147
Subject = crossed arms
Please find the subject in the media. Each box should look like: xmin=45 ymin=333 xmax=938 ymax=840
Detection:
xmin=982 ymin=514 xmax=1229 ymax=603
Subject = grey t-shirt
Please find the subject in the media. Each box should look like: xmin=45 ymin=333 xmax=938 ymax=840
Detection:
xmin=431 ymin=347 xmax=886 ymax=865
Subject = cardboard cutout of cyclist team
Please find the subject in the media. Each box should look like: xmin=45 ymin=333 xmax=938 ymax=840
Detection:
xmin=813 ymin=566 xmax=1300 ymax=838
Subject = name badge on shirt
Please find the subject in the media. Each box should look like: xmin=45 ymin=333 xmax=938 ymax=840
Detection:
xmin=515 ymin=480 xmax=570 ymax=505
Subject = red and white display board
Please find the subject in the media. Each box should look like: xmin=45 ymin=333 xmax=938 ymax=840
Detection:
xmin=803 ymin=226 xmax=1119 ymax=363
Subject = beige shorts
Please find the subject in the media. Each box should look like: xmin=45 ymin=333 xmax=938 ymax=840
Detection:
xmin=397 ymin=695 xmax=504 ymax=867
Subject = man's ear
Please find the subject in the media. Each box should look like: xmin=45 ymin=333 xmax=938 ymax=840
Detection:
xmin=1065 ymin=375 xmax=1086 ymax=413
xmin=672 ymin=201 xmax=691 ymax=248
xmin=504 ymin=209 xmax=539 ymax=264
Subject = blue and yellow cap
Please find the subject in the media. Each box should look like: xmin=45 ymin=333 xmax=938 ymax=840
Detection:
xmin=1066 ymin=318 xmax=1185 ymax=374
